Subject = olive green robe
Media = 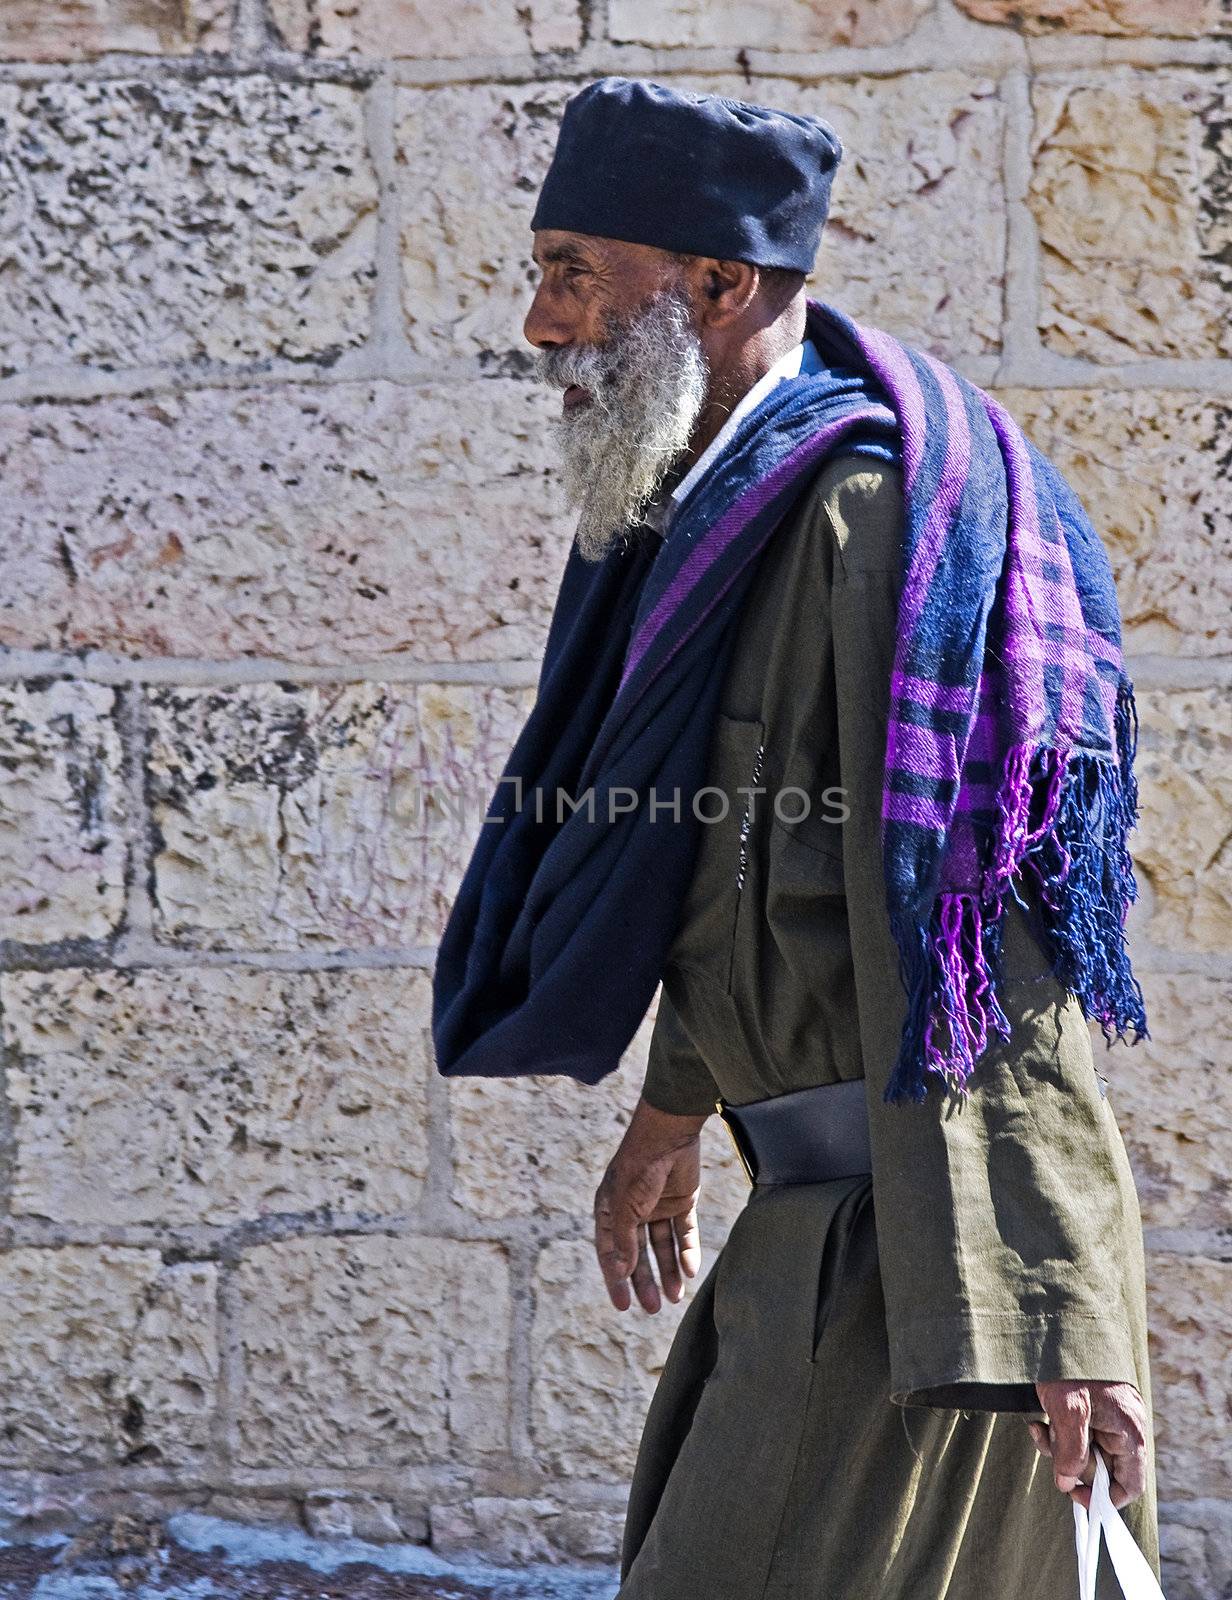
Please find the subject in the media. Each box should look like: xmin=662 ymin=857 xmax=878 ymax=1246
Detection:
xmin=618 ymin=453 xmax=1158 ymax=1598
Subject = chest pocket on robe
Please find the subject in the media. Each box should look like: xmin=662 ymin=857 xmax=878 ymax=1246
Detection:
xmin=744 ymin=780 xmax=863 ymax=1085
xmin=664 ymin=712 xmax=766 ymax=996
xmin=760 ymin=733 xmax=848 ymax=944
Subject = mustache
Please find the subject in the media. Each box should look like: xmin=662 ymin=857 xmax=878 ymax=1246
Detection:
xmin=534 ymin=340 xmax=620 ymax=398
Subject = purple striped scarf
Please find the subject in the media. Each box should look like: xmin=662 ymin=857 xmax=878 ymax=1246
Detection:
xmin=841 ymin=312 xmax=1147 ymax=1097
xmin=623 ymin=299 xmax=1148 ymax=1100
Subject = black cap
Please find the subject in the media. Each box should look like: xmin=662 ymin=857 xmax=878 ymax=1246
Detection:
xmin=531 ymin=77 xmax=843 ymax=273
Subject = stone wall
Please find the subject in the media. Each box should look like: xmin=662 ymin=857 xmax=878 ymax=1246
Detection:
xmin=0 ymin=0 xmax=1228 ymax=1593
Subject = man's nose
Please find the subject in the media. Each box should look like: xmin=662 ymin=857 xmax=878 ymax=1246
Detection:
xmin=523 ymin=282 xmax=571 ymax=350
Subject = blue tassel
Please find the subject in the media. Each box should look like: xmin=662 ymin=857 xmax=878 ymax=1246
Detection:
xmin=1035 ymin=685 xmax=1148 ymax=1045
xmin=886 ymin=681 xmax=1148 ymax=1105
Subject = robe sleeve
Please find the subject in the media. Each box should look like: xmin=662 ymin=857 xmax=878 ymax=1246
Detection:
xmin=825 ymin=459 xmax=1149 ymax=1413
xmin=641 ymin=984 xmax=722 ymax=1117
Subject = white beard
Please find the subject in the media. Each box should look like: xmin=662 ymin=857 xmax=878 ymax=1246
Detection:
xmin=536 ymin=286 xmax=710 ymax=562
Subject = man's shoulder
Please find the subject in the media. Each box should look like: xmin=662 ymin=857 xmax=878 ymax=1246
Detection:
xmin=810 ymin=447 xmax=902 ymax=500
xmin=794 ymin=448 xmax=905 ymax=579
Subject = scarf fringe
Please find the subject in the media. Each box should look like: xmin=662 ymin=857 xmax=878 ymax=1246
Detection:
xmin=885 ymin=683 xmax=1149 ymax=1103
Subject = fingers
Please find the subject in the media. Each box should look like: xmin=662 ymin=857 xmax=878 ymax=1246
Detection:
xmin=1048 ymin=1386 xmax=1093 ymax=1495
xmin=649 ymin=1218 xmax=683 ymax=1304
xmin=674 ymin=1206 xmax=702 ymax=1280
xmin=1090 ymin=1384 xmax=1150 ymax=1510
xmin=1026 ymin=1418 xmax=1093 ymax=1508
xmin=1064 ymin=1457 xmax=1098 ymax=1512
xmin=592 ymin=1146 xmax=703 ymax=1315
xmin=594 ymin=1183 xmax=675 ymax=1314
xmin=1036 ymin=1381 xmax=1150 ymax=1510
xmin=1097 ymin=1433 xmax=1148 ymax=1511
xmin=594 ymin=1181 xmax=638 ymax=1312
xmin=630 ymin=1228 xmax=661 ymax=1313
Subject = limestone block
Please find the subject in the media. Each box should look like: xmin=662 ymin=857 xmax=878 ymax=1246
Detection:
xmin=429 ymin=1495 xmax=625 ymax=1563
xmin=1147 ymin=1254 xmax=1232 ymax=1501
xmin=1 ymin=966 xmax=431 ymax=1225
xmin=1031 ymin=75 xmax=1232 ymax=362
xmin=956 ymin=0 xmax=1220 ymax=33
xmin=396 ymin=74 xmax=1005 ymax=363
xmin=0 ymin=381 xmax=572 ymax=665
xmin=429 ymin=1496 xmax=566 ymax=1564
xmin=270 ymin=0 xmax=581 ymax=55
xmin=123 ymin=1262 xmax=220 ymax=1466
xmin=303 ymin=1491 xmax=405 ymax=1541
xmin=0 ymin=1247 xmax=217 ymax=1470
xmin=0 ymin=679 xmax=126 ymax=944
xmin=1104 ymin=976 xmax=1232 ymax=1232
xmin=147 ymin=680 xmax=532 ymax=950
xmin=1158 ymin=1501 xmax=1232 ymax=1600
xmin=397 ymin=82 xmax=572 ymax=365
xmin=450 ymin=1069 xmax=640 ymax=1223
xmin=0 ymin=79 xmax=375 ymax=377
xmin=609 ymin=0 xmax=930 ymax=49
xmin=233 ymin=1235 xmax=511 ymax=1468
xmin=0 ymin=0 xmax=229 ymax=58
xmin=449 ymin=1003 xmax=752 ymax=1244
xmin=197 ymin=1493 xmax=308 ymax=1528
xmin=531 ymin=1238 xmax=693 ymax=1480
xmin=996 ymin=389 xmax=1232 ymax=658
xmin=770 ymin=75 xmax=1007 ymax=358
xmin=1133 ymin=689 xmax=1232 ymax=957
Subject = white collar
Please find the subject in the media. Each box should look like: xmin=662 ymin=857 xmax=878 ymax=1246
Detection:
xmin=644 ymin=337 xmax=824 ymax=538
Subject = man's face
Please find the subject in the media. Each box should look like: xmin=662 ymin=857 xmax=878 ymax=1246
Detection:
xmin=525 ymin=230 xmax=685 ymax=399
xmin=525 ymin=229 xmax=711 ymax=562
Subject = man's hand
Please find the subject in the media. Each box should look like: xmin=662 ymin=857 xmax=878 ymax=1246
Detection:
xmin=1028 ymin=1380 xmax=1149 ymax=1511
xmin=594 ymin=1096 xmax=709 ymax=1314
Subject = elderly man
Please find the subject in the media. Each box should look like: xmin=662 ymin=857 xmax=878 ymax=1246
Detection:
xmin=433 ymin=78 xmax=1159 ymax=1598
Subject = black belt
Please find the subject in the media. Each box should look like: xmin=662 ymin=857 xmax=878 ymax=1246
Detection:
xmin=716 ymin=1078 xmax=872 ymax=1187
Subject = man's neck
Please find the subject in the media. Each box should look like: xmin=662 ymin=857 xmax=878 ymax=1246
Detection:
xmin=677 ymin=319 xmax=808 ymax=476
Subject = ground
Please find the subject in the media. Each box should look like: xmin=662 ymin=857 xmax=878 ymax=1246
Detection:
xmin=0 ymin=1515 xmax=618 ymax=1600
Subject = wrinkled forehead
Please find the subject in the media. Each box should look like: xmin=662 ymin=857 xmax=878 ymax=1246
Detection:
xmin=531 ymin=228 xmax=683 ymax=273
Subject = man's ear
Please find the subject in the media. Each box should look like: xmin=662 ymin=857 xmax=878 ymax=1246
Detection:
xmin=694 ymin=258 xmax=759 ymax=326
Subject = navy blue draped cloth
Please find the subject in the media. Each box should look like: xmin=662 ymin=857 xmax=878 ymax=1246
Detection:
xmin=432 ymin=308 xmax=897 ymax=1086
